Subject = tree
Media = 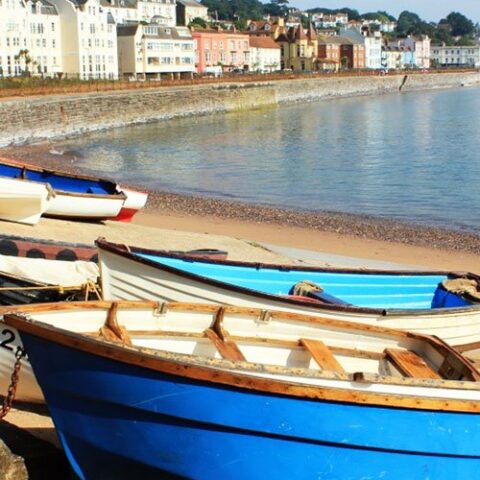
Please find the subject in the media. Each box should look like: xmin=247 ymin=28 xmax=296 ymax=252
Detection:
xmin=263 ymin=0 xmax=289 ymax=17
xmin=189 ymin=17 xmax=208 ymax=28
xmin=396 ymin=11 xmax=422 ymax=35
xmin=14 ymin=49 xmax=33 ymax=76
xmin=439 ymin=12 xmax=474 ymax=37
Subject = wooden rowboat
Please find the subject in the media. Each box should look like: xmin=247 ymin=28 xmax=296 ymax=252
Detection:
xmin=97 ymin=238 xmax=480 ymax=348
xmin=5 ymin=300 xmax=480 ymax=479
xmin=0 ymin=234 xmax=229 ymax=263
xmin=0 ymin=157 xmax=147 ymax=222
xmin=0 ymin=177 xmax=51 ymax=225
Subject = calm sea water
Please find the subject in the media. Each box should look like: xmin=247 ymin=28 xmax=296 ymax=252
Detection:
xmin=59 ymin=87 xmax=480 ymax=233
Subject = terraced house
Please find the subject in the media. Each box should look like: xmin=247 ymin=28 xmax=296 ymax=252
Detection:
xmin=48 ymin=0 xmax=118 ymax=79
xmin=0 ymin=0 xmax=62 ymax=77
xmin=117 ymin=23 xmax=194 ymax=79
xmin=192 ymin=27 xmax=250 ymax=73
xmin=276 ymin=23 xmax=317 ymax=71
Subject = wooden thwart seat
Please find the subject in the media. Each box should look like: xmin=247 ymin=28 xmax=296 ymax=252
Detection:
xmin=300 ymin=338 xmax=345 ymax=373
xmin=204 ymin=306 xmax=246 ymax=361
xmin=384 ymin=348 xmax=440 ymax=379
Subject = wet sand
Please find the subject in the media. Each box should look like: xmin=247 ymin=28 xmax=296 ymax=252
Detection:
xmin=2 ymin=142 xmax=480 ymax=272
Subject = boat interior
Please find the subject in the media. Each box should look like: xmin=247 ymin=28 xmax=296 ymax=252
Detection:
xmin=19 ymin=302 xmax=480 ymax=383
xmin=0 ymin=163 xmax=116 ymax=195
xmin=135 ymin=253 xmax=480 ymax=310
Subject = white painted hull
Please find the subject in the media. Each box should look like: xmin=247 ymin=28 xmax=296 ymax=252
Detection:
xmin=45 ymin=191 xmax=124 ymax=220
xmin=113 ymin=188 xmax=148 ymax=222
xmin=99 ymin=248 xmax=480 ymax=346
xmin=0 ymin=178 xmax=50 ymax=225
xmin=0 ymin=324 xmax=43 ymax=403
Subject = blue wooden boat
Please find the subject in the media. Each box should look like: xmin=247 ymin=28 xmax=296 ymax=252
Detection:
xmin=97 ymin=238 xmax=480 ymax=348
xmin=5 ymin=300 xmax=480 ymax=479
xmin=0 ymin=158 xmax=147 ymax=221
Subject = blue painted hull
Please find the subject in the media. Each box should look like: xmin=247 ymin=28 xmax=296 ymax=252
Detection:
xmin=22 ymin=333 xmax=480 ymax=480
xmin=0 ymin=162 xmax=116 ymax=195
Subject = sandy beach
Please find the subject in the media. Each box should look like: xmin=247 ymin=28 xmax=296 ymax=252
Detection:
xmin=1 ymin=142 xmax=480 ymax=272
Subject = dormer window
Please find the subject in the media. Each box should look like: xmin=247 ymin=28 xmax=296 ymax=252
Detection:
xmin=265 ymin=24 xmax=270 ymax=30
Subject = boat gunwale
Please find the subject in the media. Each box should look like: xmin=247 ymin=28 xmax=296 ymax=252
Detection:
xmin=5 ymin=301 xmax=480 ymax=413
xmin=96 ymin=239 xmax=480 ymax=316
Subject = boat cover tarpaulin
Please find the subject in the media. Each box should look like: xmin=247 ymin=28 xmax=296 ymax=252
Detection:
xmin=0 ymin=255 xmax=99 ymax=286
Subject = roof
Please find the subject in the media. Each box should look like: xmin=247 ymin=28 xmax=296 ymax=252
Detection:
xmin=100 ymin=0 xmax=137 ymax=8
xmin=249 ymin=36 xmax=280 ymax=49
xmin=177 ymin=0 xmax=207 ymax=7
xmin=31 ymin=0 xmax=59 ymax=14
xmin=117 ymin=24 xmax=139 ymax=36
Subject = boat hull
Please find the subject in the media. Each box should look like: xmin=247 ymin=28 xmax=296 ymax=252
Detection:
xmin=19 ymin=333 xmax=480 ymax=480
xmin=45 ymin=191 xmax=124 ymax=220
xmin=114 ymin=188 xmax=148 ymax=222
xmin=99 ymin=248 xmax=480 ymax=346
xmin=0 ymin=178 xmax=49 ymax=225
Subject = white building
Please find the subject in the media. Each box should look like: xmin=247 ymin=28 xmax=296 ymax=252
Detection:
xmin=249 ymin=35 xmax=280 ymax=72
xmin=312 ymin=12 xmax=348 ymax=29
xmin=341 ymin=27 xmax=382 ymax=69
xmin=137 ymin=0 xmax=175 ymax=25
xmin=47 ymin=0 xmax=118 ymax=79
xmin=27 ymin=0 xmax=63 ymax=76
xmin=431 ymin=45 xmax=480 ymax=68
xmin=0 ymin=0 xmax=62 ymax=77
xmin=117 ymin=23 xmax=194 ymax=78
xmin=100 ymin=0 xmax=137 ymax=25
xmin=402 ymin=35 xmax=430 ymax=69
xmin=176 ymin=0 xmax=207 ymax=27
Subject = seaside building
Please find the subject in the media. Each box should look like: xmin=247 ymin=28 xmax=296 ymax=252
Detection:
xmin=0 ymin=0 xmax=63 ymax=77
xmin=192 ymin=28 xmax=250 ymax=73
xmin=311 ymin=12 xmax=348 ymax=29
xmin=341 ymin=26 xmax=382 ymax=69
xmin=245 ymin=18 xmax=286 ymax=40
xmin=248 ymin=36 xmax=280 ymax=72
xmin=402 ymin=35 xmax=430 ymax=69
xmin=381 ymin=46 xmax=404 ymax=70
xmin=176 ymin=0 xmax=208 ymax=27
xmin=317 ymin=35 xmax=343 ymax=71
xmin=137 ymin=0 xmax=176 ymax=25
xmin=275 ymin=23 xmax=318 ymax=71
xmin=431 ymin=44 xmax=480 ymax=68
xmin=339 ymin=37 xmax=365 ymax=69
xmin=46 ymin=0 xmax=118 ymax=79
xmin=117 ymin=23 xmax=194 ymax=79
xmin=100 ymin=0 xmax=137 ymax=25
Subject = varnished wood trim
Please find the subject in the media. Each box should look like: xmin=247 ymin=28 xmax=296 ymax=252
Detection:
xmin=455 ymin=341 xmax=480 ymax=353
xmin=6 ymin=313 xmax=480 ymax=413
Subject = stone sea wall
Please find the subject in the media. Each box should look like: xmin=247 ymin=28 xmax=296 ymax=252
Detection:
xmin=1 ymin=71 xmax=479 ymax=146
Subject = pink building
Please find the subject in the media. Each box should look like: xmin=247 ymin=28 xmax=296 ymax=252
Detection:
xmin=192 ymin=28 xmax=251 ymax=73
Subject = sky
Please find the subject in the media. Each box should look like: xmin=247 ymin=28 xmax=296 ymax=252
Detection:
xmin=290 ymin=0 xmax=480 ymax=23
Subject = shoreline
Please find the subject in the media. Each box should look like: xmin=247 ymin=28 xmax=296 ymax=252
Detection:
xmin=1 ymin=72 xmax=479 ymax=147
xmin=2 ymin=143 xmax=480 ymax=272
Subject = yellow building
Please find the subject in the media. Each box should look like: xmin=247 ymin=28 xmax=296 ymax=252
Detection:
xmin=275 ymin=24 xmax=317 ymax=71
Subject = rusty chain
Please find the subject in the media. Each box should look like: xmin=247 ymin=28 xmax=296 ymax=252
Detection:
xmin=0 ymin=346 xmax=26 ymax=420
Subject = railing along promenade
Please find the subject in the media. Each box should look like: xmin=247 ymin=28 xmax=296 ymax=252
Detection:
xmin=0 ymin=67 xmax=478 ymax=100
